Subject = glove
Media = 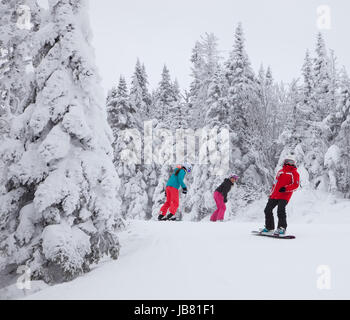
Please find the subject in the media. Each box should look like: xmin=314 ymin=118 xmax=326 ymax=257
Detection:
xmin=182 ymin=188 xmax=187 ymax=194
xmin=279 ymin=187 xmax=286 ymax=193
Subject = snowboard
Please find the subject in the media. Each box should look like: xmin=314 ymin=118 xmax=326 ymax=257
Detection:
xmin=251 ymin=230 xmax=296 ymax=239
xmin=165 ymin=217 xmax=178 ymax=221
xmin=158 ymin=216 xmax=178 ymax=221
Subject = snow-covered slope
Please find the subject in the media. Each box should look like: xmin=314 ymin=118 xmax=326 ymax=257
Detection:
xmin=0 ymin=189 xmax=347 ymax=300
xmin=16 ymin=189 xmax=350 ymax=300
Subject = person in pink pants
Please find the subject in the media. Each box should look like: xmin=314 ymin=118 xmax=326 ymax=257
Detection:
xmin=210 ymin=174 xmax=239 ymax=222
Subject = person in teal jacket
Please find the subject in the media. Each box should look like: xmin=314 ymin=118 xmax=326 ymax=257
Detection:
xmin=158 ymin=163 xmax=192 ymax=221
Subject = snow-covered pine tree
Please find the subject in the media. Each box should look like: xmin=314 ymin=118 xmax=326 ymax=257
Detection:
xmin=224 ymin=23 xmax=256 ymax=139
xmin=107 ymin=75 xmax=148 ymax=219
xmin=188 ymin=33 xmax=221 ymax=128
xmin=129 ymin=59 xmax=151 ymax=120
xmin=0 ymin=0 xmax=122 ymax=283
xmin=170 ymin=78 xmax=186 ymax=128
xmin=312 ymin=33 xmax=334 ymax=121
xmin=324 ymin=68 xmax=350 ymax=196
xmin=302 ymin=50 xmax=314 ymax=109
xmin=126 ymin=59 xmax=156 ymax=219
xmin=323 ymin=50 xmax=341 ymax=144
xmin=0 ymin=0 xmax=41 ymax=117
xmin=0 ymin=0 xmax=43 ymax=268
xmin=172 ymin=79 xmax=181 ymax=103
xmin=0 ymin=0 xmax=29 ymax=188
xmin=280 ymin=49 xmax=315 ymax=160
xmin=204 ymin=66 xmax=227 ymax=127
xmin=107 ymin=75 xmax=133 ymax=145
xmin=153 ymin=65 xmax=179 ymax=125
xmin=265 ymin=67 xmax=285 ymax=142
xmin=188 ymin=41 xmax=203 ymax=109
xmin=255 ymin=65 xmax=275 ymax=139
xmin=304 ymin=34 xmax=338 ymax=189
xmin=276 ymin=79 xmax=308 ymax=176
xmin=278 ymin=34 xmax=340 ymax=192
xmin=254 ymin=65 xmax=282 ymax=168
xmin=224 ymin=23 xmax=271 ymax=208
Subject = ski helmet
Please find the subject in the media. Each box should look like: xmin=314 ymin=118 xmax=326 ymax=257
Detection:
xmin=283 ymin=156 xmax=296 ymax=167
xmin=183 ymin=163 xmax=192 ymax=173
xmin=229 ymin=173 xmax=239 ymax=180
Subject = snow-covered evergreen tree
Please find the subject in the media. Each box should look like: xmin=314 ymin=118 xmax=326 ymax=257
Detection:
xmin=153 ymin=65 xmax=181 ymax=126
xmin=224 ymin=23 xmax=271 ymax=202
xmin=129 ymin=59 xmax=151 ymax=120
xmin=224 ymin=23 xmax=256 ymax=135
xmin=170 ymin=78 xmax=187 ymax=128
xmin=188 ymin=33 xmax=221 ymax=128
xmin=107 ymin=75 xmax=133 ymax=143
xmin=0 ymin=0 xmax=41 ymax=117
xmin=254 ymin=65 xmax=283 ymax=168
xmin=204 ymin=66 xmax=227 ymax=127
xmin=0 ymin=0 xmax=122 ymax=283
xmin=107 ymin=75 xmax=148 ymax=219
xmin=324 ymin=69 xmax=350 ymax=196
xmin=302 ymin=50 xmax=314 ymax=109
xmin=278 ymin=34 xmax=340 ymax=192
xmin=312 ymin=33 xmax=334 ymax=121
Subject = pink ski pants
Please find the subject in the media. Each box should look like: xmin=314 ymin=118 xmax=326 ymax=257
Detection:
xmin=210 ymin=191 xmax=226 ymax=221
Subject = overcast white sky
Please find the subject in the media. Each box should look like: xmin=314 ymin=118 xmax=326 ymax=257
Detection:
xmin=88 ymin=0 xmax=350 ymax=95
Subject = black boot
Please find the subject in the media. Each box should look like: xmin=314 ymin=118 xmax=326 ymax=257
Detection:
xmin=165 ymin=213 xmax=176 ymax=221
xmin=158 ymin=214 xmax=166 ymax=221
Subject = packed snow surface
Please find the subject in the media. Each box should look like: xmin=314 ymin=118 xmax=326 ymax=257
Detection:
xmin=1 ymin=189 xmax=347 ymax=300
xmin=24 ymin=224 xmax=349 ymax=299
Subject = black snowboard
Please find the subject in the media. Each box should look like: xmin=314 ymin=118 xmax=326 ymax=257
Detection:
xmin=251 ymin=230 xmax=296 ymax=239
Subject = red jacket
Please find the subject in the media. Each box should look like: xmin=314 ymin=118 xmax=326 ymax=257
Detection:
xmin=269 ymin=165 xmax=300 ymax=202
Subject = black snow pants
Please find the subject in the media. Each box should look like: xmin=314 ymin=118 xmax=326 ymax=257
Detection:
xmin=264 ymin=198 xmax=288 ymax=230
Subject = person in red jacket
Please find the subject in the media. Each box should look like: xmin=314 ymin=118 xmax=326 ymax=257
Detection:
xmin=260 ymin=157 xmax=300 ymax=235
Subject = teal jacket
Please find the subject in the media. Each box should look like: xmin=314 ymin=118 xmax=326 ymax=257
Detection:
xmin=166 ymin=168 xmax=187 ymax=190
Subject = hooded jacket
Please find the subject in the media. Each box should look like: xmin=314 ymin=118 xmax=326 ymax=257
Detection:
xmin=270 ymin=165 xmax=300 ymax=202
xmin=216 ymin=178 xmax=234 ymax=203
xmin=166 ymin=168 xmax=187 ymax=190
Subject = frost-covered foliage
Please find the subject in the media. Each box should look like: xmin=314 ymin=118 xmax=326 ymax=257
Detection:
xmin=189 ymin=33 xmax=221 ymax=127
xmin=279 ymin=33 xmax=344 ymax=195
xmin=107 ymin=70 xmax=149 ymax=219
xmin=0 ymin=0 xmax=122 ymax=283
xmin=153 ymin=65 xmax=182 ymax=127
xmin=0 ymin=0 xmax=42 ymax=117
xmin=0 ymin=0 xmax=43 ymax=195
xmin=129 ymin=59 xmax=151 ymax=121
xmin=325 ymin=69 xmax=350 ymax=197
xmin=223 ymin=23 xmax=272 ymax=199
